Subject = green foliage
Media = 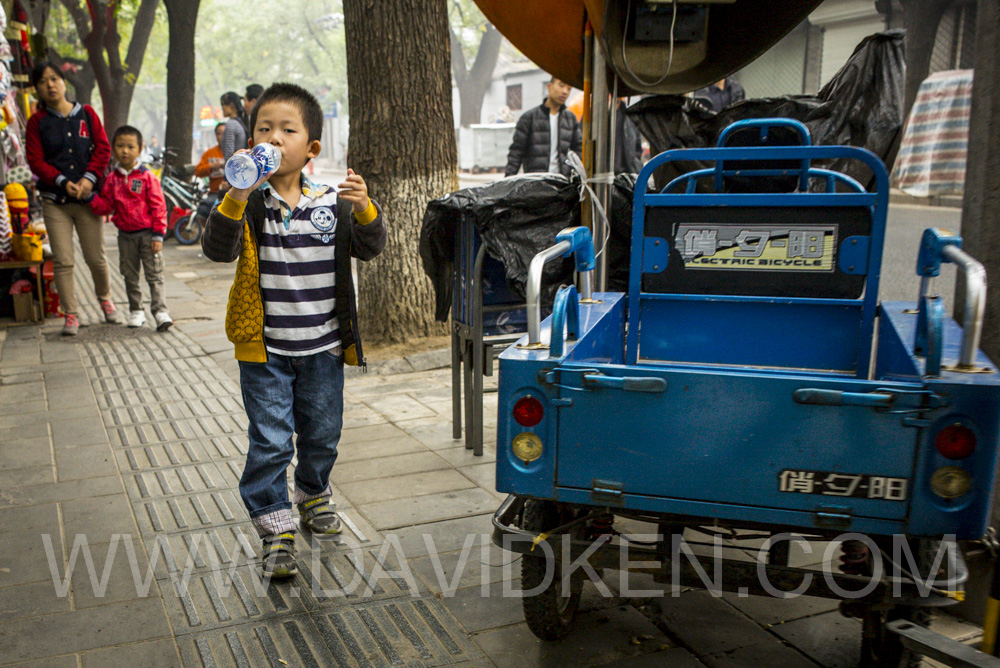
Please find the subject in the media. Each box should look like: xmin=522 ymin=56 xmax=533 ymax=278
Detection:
xmin=194 ymin=0 xmax=347 ymax=114
xmin=448 ymin=0 xmax=490 ymax=63
xmin=45 ymin=1 xmax=88 ymax=62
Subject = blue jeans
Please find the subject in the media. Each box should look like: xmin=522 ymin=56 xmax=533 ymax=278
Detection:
xmin=238 ymin=349 xmax=344 ymax=535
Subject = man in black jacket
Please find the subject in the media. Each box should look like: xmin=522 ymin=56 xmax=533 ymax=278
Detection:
xmin=505 ymin=77 xmax=583 ymax=177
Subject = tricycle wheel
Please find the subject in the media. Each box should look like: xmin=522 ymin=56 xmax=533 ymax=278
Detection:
xmin=520 ymin=499 xmax=582 ymax=641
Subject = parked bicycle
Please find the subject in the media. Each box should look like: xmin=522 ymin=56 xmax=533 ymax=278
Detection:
xmin=149 ymin=148 xmax=208 ymax=246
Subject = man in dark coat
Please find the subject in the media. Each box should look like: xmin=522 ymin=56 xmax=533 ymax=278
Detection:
xmin=505 ymin=77 xmax=583 ymax=177
xmin=693 ymin=78 xmax=746 ymax=112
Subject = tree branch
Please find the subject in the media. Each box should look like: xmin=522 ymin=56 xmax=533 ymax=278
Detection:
xmin=59 ymin=0 xmax=111 ymax=95
xmin=123 ymin=0 xmax=161 ymax=84
xmin=57 ymin=0 xmax=91 ymax=46
xmin=304 ymin=50 xmax=322 ymax=76
xmin=28 ymin=0 xmax=52 ymax=33
xmin=449 ymin=26 xmax=467 ymax=87
xmin=468 ymin=23 xmax=501 ymax=84
xmin=303 ymin=13 xmax=339 ymax=68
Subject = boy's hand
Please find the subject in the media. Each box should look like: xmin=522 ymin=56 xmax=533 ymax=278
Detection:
xmin=65 ymin=181 xmax=80 ymax=198
xmin=151 ymin=240 xmax=163 ymax=253
xmin=223 ymin=149 xmax=270 ymax=202
xmin=338 ymin=169 xmax=370 ymax=213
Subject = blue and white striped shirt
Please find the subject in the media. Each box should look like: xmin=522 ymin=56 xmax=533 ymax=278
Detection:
xmin=257 ymin=179 xmax=342 ymax=357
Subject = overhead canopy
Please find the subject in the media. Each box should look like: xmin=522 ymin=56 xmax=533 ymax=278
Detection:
xmin=473 ymin=0 xmax=825 ymax=94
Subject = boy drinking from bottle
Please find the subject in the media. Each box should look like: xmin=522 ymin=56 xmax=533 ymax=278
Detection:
xmin=201 ymin=83 xmax=386 ymax=578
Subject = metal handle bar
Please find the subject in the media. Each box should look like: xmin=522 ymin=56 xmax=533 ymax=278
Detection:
xmin=549 ymin=285 xmax=579 ymax=358
xmin=717 ymin=118 xmax=812 ymax=148
xmin=915 ymin=228 xmax=987 ymax=369
xmin=715 ymin=119 xmax=812 ymax=192
xmin=664 ymin=166 xmax=867 ymax=195
xmin=525 ymin=227 xmax=595 ymax=346
xmin=943 ymin=244 xmax=986 ymax=368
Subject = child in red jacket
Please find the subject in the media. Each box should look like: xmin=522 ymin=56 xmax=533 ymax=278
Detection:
xmin=90 ymin=125 xmax=173 ymax=331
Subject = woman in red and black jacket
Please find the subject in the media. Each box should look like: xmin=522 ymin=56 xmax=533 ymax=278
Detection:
xmin=25 ymin=61 xmax=120 ymax=335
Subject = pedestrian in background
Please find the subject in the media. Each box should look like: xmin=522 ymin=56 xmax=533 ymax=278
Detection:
xmin=25 ymin=61 xmax=120 ymax=335
xmin=89 ymin=125 xmax=173 ymax=332
xmin=194 ymin=122 xmax=227 ymax=223
xmin=505 ymin=77 xmax=583 ymax=177
xmin=693 ymin=78 xmax=746 ymax=112
xmin=220 ymin=91 xmax=249 ymax=160
xmin=244 ymin=83 xmax=264 ymax=117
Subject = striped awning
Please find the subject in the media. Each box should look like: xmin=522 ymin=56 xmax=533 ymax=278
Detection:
xmin=891 ymin=69 xmax=972 ymax=198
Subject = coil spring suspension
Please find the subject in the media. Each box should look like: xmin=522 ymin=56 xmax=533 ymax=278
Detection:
xmin=840 ymin=539 xmax=871 ymax=576
xmin=589 ymin=514 xmax=615 ymax=538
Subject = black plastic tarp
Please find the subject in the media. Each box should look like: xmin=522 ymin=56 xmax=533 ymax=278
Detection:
xmin=625 ymin=30 xmax=906 ymax=193
xmin=420 ymin=173 xmax=580 ymax=322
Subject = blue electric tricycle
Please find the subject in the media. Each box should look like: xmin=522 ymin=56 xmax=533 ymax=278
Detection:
xmin=491 ymin=120 xmax=1000 ymax=667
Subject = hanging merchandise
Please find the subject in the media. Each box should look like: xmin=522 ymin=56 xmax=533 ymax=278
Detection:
xmin=0 ymin=191 xmax=12 ymax=261
xmin=0 ymin=4 xmax=9 ymax=62
xmin=4 ymin=0 xmax=31 ymax=91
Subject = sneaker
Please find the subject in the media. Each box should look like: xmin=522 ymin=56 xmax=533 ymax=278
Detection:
xmin=261 ymin=532 xmax=298 ymax=578
xmin=154 ymin=310 xmax=173 ymax=332
xmin=99 ymin=299 xmax=121 ymax=324
xmin=298 ymin=498 xmax=342 ymax=534
xmin=62 ymin=313 xmax=79 ymax=336
xmin=127 ymin=310 xmax=146 ymax=328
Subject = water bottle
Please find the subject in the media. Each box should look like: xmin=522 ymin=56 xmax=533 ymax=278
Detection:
xmin=225 ymin=143 xmax=282 ymax=189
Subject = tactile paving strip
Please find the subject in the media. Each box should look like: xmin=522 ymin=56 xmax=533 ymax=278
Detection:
xmin=116 ymin=437 xmax=248 ymax=475
xmin=77 ymin=305 xmax=476 ymax=665
xmin=135 ymin=490 xmax=247 ymax=536
xmin=109 ymin=414 xmax=248 ymax=448
xmin=178 ymin=598 xmax=488 ymax=668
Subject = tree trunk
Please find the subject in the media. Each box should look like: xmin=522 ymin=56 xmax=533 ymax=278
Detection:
xmin=101 ymin=81 xmax=135 ymax=136
xmin=900 ymin=0 xmax=953 ymax=122
xmin=163 ymin=0 xmax=200 ymax=166
xmin=956 ymin=0 xmax=1000 ymax=362
xmin=343 ymin=0 xmax=458 ymax=344
xmin=451 ymin=24 xmax=502 ymax=126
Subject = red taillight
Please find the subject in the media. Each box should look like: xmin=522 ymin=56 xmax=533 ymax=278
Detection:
xmin=935 ymin=423 xmax=976 ymax=460
xmin=513 ymin=396 xmax=544 ymax=427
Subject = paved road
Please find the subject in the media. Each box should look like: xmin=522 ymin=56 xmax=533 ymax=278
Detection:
xmin=881 ymin=203 xmax=962 ymax=304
